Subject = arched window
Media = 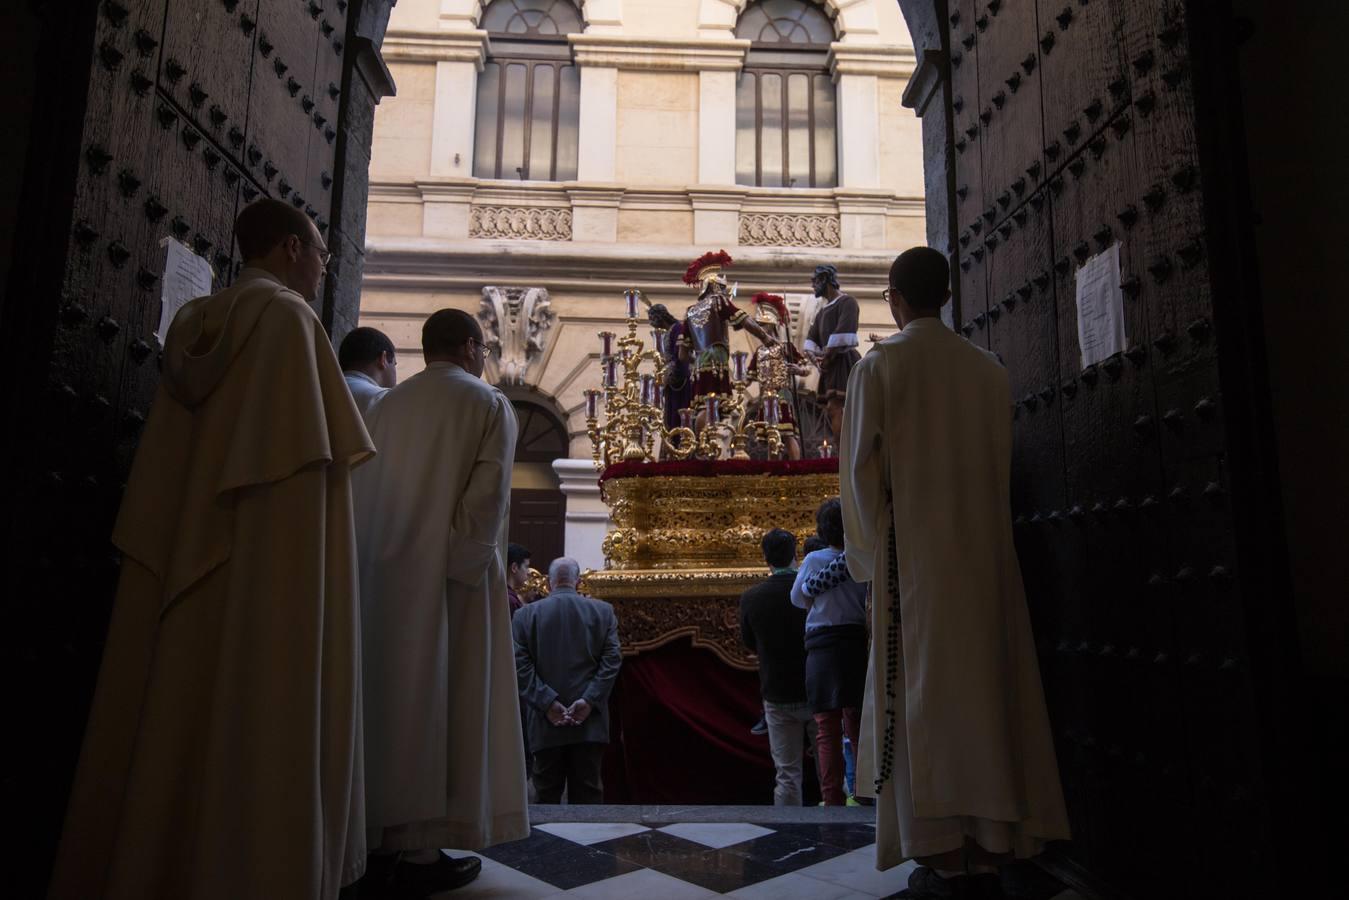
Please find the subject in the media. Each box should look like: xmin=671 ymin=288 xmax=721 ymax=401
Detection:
xmin=735 ymin=0 xmax=838 ymax=189
xmin=473 ymin=0 xmax=583 ymax=181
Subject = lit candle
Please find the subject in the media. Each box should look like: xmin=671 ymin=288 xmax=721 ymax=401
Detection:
xmin=640 ymin=374 xmax=655 ymax=406
xmin=585 ymin=389 xmax=601 ymax=419
xmin=820 ymin=439 xmax=833 ymax=458
xmin=651 ymin=327 xmax=668 ymax=352
xmin=731 ymin=351 xmax=748 ymax=383
xmin=625 ymin=290 xmax=640 ymax=319
xmin=765 ymin=396 xmax=780 ymax=425
xmin=598 ymin=331 xmax=615 ymax=357
xmin=679 ymin=408 xmax=695 ymax=430
xmin=705 ymin=394 xmax=720 ymax=422
xmin=604 ymin=357 xmax=618 ymax=388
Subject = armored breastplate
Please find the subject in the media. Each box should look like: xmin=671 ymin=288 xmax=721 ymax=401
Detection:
xmin=755 ymin=343 xmax=791 ymax=391
xmin=686 ymin=294 xmax=729 ymax=350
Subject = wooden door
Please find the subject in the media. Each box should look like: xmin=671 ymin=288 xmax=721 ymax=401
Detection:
xmin=943 ymin=2 xmax=1280 ymax=896
xmin=1 ymin=3 xmax=394 ymax=892
xmin=509 ymin=488 xmax=567 ymax=572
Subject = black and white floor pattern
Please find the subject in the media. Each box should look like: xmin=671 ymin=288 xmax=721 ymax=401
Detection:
xmin=439 ymin=821 xmax=1087 ymax=898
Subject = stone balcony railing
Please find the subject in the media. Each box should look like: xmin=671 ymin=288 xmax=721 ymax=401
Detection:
xmin=369 ymin=177 xmax=923 ymax=251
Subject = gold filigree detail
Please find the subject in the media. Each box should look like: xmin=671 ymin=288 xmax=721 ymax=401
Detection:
xmin=599 ymin=472 xmax=839 ymax=570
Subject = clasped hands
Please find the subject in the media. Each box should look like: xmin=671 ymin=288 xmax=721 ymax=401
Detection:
xmin=547 ymin=698 xmax=592 ymax=727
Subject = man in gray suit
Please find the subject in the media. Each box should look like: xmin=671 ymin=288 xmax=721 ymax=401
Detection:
xmin=512 ymin=557 xmax=622 ymax=803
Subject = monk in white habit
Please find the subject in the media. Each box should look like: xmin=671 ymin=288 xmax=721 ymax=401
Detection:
xmin=48 ymin=199 xmax=373 ymax=900
xmin=840 ymin=247 xmax=1071 ymax=899
xmin=353 ymin=309 xmax=529 ymax=897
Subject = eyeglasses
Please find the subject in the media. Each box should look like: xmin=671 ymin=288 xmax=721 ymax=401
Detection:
xmin=298 ymin=236 xmax=332 ymax=266
xmin=882 ymin=287 xmax=898 ymax=304
xmin=467 ymin=337 xmax=493 ymax=358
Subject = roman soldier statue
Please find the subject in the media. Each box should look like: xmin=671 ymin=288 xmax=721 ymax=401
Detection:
xmin=747 ymin=293 xmax=811 ymax=460
xmin=677 ymin=251 xmax=775 ymax=413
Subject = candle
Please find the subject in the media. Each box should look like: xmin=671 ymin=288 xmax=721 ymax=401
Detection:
xmin=652 ymin=383 xmax=664 ymax=411
xmin=704 ymin=394 xmax=720 ymax=422
xmin=598 ymin=331 xmax=615 ymax=357
xmin=625 ymin=290 xmax=640 ymax=319
xmin=604 ymin=357 xmax=618 ymax=388
xmin=680 ymin=408 xmax=695 ymax=430
xmin=731 ymin=351 xmax=748 ymax=383
xmin=765 ymin=396 xmax=780 ymax=425
xmin=640 ymin=374 xmax=655 ymax=406
xmin=820 ymin=439 xmax=833 ymax=458
xmin=585 ymin=389 xmax=601 ymax=420
xmin=651 ymin=327 xmax=668 ymax=352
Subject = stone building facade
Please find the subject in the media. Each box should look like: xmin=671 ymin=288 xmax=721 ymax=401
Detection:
xmin=359 ymin=0 xmax=924 ymax=564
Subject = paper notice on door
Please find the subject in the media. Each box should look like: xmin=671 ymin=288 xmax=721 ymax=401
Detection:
xmin=1075 ymin=242 xmax=1126 ymax=369
xmin=156 ymin=238 xmax=214 ymax=346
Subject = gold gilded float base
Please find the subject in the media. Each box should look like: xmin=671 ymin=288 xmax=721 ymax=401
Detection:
xmin=601 ymin=471 xmax=839 ymax=570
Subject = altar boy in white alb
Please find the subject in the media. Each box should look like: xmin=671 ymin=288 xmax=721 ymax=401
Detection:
xmin=840 ymin=247 xmax=1070 ymax=899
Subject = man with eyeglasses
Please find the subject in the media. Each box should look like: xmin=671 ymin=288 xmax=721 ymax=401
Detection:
xmin=352 ymin=309 xmax=527 ymax=897
xmin=49 ymin=198 xmax=373 ymax=900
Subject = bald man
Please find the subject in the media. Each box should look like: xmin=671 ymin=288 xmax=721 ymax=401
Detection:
xmin=353 ymin=309 xmax=528 ymax=895
xmin=49 ymin=199 xmax=373 ymax=899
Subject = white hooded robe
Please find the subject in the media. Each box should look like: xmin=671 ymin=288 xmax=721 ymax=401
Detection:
xmin=353 ymin=361 xmax=529 ymax=851
xmin=840 ymin=318 xmax=1071 ymax=869
xmin=48 ymin=269 xmax=374 ymax=899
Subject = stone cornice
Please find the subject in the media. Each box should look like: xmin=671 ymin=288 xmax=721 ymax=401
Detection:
xmin=827 ymin=42 xmax=917 ymax=79
xmin=901 ymin=47 xmax=945 ymax=117
xmin=568 ymin=34 xmax=750 ymax=72
xmin=364 ymin=238 xmax=898 ymax=292
xmin=565 ymin=185 xmax=626 ymax=208
xmin=381 ymin=28 xmax=488 ymax=65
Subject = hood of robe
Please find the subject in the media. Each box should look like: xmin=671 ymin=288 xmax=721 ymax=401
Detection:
xmin=162 ymin=267 xmax=293 ymax=409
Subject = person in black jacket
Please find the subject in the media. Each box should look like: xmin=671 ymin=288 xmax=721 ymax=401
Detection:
xmin=741 ymin=528 xmax=815 ymax=805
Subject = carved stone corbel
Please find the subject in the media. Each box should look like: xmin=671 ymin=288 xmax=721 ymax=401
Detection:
xmin=478 ymin=286 xmax=556 ymax=385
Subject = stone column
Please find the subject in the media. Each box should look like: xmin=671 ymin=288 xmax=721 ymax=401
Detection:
xmin=379 ymin=29 xmax=487 ymax=177
xmin=829 ymin=43 xmax=917 ymax=251
xmin=698 ymin=69 xmax=738 ymax=185
xmin=553 ymin=458 xmax=611 ymax=572
xmin=576 ymin=65 xmax=618 ymax=182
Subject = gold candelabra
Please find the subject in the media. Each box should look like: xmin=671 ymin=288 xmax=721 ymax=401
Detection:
xmin=585 ymin=290 xmax=789 ymax=468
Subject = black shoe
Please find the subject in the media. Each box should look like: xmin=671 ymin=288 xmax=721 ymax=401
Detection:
xmin=892 ymin=866 xmax=975 ymax=899
xmin=390 ymin=853 xmax=482 ymax=898
xmin=750 ymin=716 xmax=768 ymax=735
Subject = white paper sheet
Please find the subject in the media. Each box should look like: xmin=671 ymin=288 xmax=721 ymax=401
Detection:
xmin=155 ymin=238 xmax=214 ymax=346
xmin=1075 ymin=242 xmax=1126 ymax=369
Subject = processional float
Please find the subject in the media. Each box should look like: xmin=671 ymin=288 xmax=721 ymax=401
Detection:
xmin=578 ymin=251 xmax=840 ymax=670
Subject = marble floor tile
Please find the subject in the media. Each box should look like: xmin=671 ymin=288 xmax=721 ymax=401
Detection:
xmin=426 ymin=855 xmax=559 ymax=899
xmin=657 ymin=822 xmax=776 ymax=849
xmin=506 ymin=844 xmax=644 ymax=891
xmin=535 ymin=822 xmax=653 ymax=846
xmin=718 ymin=828 xmax=852 ymax=872
xmin=560 ymin=867 xmax=721 ymax=898
xmin=792 ymin=846 xmax=918 ymax=896
xmin=767 ymin=821 xmax=880 ymax=852
xmin=1050 ymin=891 xmax=1087 ymax=900
xmin=727 ymin=869 xmax=877 ymax=899
xmin=595 ymin=830 xmax=784 ymax=894
xmin=476 ymin=828 xmax=576 ymax=869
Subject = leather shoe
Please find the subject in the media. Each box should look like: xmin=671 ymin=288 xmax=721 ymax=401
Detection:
xmin=391 ymin=853 xmax=482 ymax=898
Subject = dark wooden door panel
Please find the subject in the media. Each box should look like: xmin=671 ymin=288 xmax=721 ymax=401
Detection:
xmin=944 ymin=2 xmax=1274 ymax=892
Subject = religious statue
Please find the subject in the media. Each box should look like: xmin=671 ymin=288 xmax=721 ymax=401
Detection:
xmin=645 ymin=302 xmax=690 ymax=433
xmin=805 ymin=263 xmax=861 ymax=440
xmin=747 ymin=293 xmax=811 ymax=460
xmin=677 ymin=250 xmax=775 ymax=428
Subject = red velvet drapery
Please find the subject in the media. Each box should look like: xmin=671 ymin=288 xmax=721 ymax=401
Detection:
xmin=602 ymin=638 xmax=820 ymax=805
